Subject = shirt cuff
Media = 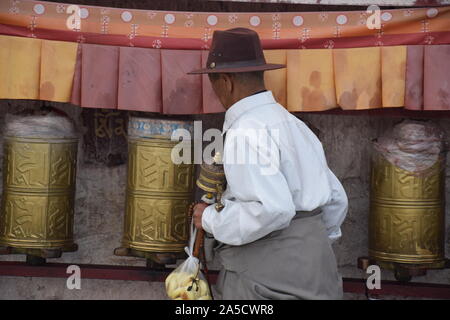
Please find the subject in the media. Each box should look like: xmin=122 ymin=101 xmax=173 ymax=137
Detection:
xmin=201 ymin=204 xmax=216 ymax=234
xmin=328 ymin=228 xmax=342 ymax=243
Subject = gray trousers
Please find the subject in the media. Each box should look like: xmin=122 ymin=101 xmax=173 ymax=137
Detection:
xmin=208 ymin=213 xmax=343 ymax=300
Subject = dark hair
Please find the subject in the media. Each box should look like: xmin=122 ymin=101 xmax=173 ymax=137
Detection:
xmin=208 ymin=71 xmax=265 ymax=84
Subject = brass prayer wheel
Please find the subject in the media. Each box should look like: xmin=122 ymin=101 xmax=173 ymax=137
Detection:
xmin=196 ymin=160 xmax=226 ymax=194
xmin=119 ymin=118 xmax=194 ymax=258
xmin=369 ymin=121 xmax=446 ymax=275
xmin=0 ymin=112 xmax=78 ymax=257
xmin=196 ymin=153 xmax=227 ymax=211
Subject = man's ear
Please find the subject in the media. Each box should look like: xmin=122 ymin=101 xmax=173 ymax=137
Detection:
xmin=222 ymin=73 xmax=233 ymax=94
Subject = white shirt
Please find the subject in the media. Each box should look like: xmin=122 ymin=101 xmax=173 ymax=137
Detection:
xmin=202 ymin=91 xmax=348 ymax=246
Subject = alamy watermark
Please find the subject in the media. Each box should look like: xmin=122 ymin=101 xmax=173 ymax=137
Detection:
xmin=66 ymin=5 xmax=81 ymax=31
xmin=170 ymin=121 xmax=280 ymax=176
xmin=366 ymin=5 xmax=382 ymax=30
xmin=366 ymin=265 xmax=381 ymax=290
xmin=66 ymin=265 xmax=81 ymax=290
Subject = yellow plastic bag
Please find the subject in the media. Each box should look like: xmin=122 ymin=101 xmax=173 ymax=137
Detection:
xmin=165 ymin=221 xmax=212 ymax=300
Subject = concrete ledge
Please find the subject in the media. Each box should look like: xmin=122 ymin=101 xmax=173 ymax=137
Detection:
xmin=0 ymin=261 xmax=449 ymax=299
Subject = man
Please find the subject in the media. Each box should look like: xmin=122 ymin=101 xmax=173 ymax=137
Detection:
xmin=188 ymin=28 xmax=348 ymax=300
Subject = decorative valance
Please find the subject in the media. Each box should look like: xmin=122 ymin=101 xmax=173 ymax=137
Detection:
xmin=2 ymin=1 xmax=450 ymax=49
xmin=1 ymin=1 xmax=450 ymax=113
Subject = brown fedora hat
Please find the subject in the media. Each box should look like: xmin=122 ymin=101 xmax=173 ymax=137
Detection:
xmin=188 ymin=28 xmax=285 ymax=74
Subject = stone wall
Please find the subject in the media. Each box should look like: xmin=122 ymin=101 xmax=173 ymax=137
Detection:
xmin=0 ymin=99 xmax=448 ymax=299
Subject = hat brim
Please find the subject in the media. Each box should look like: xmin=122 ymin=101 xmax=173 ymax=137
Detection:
xmin=187 ymin=63 xmax=286 ymax=75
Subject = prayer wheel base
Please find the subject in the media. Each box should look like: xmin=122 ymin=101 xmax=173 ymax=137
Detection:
xmin=357 ymin=256 xmax=450 ymax=282
xmin=0 ymin=243 xmax=78 ymax=262
xmin=26 ymin=255 xmax=46 ymax=266
xmin=114 ymin=246 xmax=186 ymax=268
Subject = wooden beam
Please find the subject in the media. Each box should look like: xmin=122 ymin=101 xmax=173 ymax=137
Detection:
xmin=0 ymin=261 xmax=449 ymax=299
xmin=343 ymin=278 xmax=450 ymax=299
xmin=206 ymin=0 xmax=450 ymax=7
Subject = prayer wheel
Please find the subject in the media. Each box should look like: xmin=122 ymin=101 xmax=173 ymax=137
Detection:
xmin=369 ymin=121 xmax=446 ymax=278
xmin=116 ymin=118 xmax=194 ymax=264
xmin=0 ymin=111 xmax=78 ymax=259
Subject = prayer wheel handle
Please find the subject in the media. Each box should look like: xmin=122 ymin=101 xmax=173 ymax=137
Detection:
xmin=193 ymin=229 xmax=205 ymax=259
xmin=188 ymin=202 xmax=205 ymax=259
xmin=188 ymin=201 xmax=215 ymax=300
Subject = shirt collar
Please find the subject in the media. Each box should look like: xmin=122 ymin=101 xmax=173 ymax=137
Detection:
xmin=222 ymin=90 xmax=276 ymax=134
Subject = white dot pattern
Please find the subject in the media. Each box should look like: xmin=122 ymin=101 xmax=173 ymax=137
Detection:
xmin=336 ymin=14 xmax=348 ymax=25
xmin=292 ymin=16 xmax=304 ymax=27
xmin=33 ymin=4 xmax=45 ymax=15
xmin=121 ymin=11 xmax=133 ymax=22
xmin=427 ymin=8 xmax=439 ymax=18
xmin=381 ymin=12 xmax=392 ymax=22
xmin=250 ymin=16 xmax=261 ymax=27
xmin=165 ymin=13 xmax=175 ymax=24
xmin=207 ymin=15 xmax=218 ymax=26
xmin=80 ymin=8 xmax=89 ymax=19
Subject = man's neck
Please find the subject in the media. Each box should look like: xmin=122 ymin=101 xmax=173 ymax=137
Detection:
xmin=225 ymin=87 xmax=267 ymax=110
xmin=249 ymin=89 xmax=268 ymax=97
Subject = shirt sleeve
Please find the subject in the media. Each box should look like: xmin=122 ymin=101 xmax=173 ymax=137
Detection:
xmin=321 ymin=169 xmax=348 ymax=242
xmin=202 ymin=127 xmax=296 ymax=246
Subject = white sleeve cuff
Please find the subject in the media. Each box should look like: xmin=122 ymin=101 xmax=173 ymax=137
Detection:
xmin=328 ymin=228 xmax=342 ymax=243
xmin=201 ymin=204 xmax=216 ymax=234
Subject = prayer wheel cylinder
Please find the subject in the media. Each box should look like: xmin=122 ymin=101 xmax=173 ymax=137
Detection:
xmin=121 ymin=118 xmax=194 ymax=254
xmin=0 ymin=113 xmax=78 ymax=252
xmin=369 ymin=121 xmax=446 ymax=268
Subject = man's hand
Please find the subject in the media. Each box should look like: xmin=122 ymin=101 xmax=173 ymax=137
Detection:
xmin=193 ymin=203 xmax=209 ymax=230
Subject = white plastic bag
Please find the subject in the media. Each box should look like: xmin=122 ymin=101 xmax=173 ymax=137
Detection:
xmin=373 ymin=120 xmax=445 ymax=174
xmin=165 ymin=221 xmax=212 ymax=300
